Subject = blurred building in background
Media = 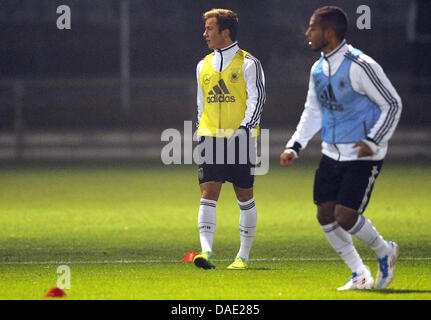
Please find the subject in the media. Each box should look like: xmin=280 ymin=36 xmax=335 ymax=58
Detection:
xmin=0 ymin=0 xmax=430 ymax=160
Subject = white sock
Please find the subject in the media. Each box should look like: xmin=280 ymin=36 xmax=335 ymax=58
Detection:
xmin=322 ymin=221 xmax=366 ymax=274
xmin=237 ymin=198 xmax=257 ymax=261
xmin=348 ymin=215 xmax=391 ymax=258
xmin=198 ymin=198 xmax=217 ymax=253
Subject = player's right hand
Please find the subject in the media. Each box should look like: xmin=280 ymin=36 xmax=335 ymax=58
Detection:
xmin=280 ymin=150 xmax=296 ymax=167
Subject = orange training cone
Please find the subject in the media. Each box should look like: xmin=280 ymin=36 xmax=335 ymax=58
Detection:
xmin=182 ymin=251 xmax=198 ymax=262
xmin=45 ymin=287 xmax=67 ymax=298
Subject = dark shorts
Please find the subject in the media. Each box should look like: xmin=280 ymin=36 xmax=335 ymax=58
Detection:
xmin=197 ymin=135 xmax=256 ymax=189
xmin=313 ymin=155 xmax=383 ymax=213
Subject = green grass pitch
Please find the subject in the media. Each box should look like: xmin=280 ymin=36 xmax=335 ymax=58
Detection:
xmin=0 ymin=160 xmax=430 ymax=300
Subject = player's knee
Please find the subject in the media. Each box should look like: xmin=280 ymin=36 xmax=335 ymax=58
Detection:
xmin=200 ymin=182 xmax=222 ymax=201
xmin=316 ymin=211 xmax=335 ymax=225
xmin=201 ymin=190 xmax=218 ymax=201
xmin=237 ymin=194 xmax=252 ymax=202
xmin=233 ymin=186 xmax=253 ymax=202
xmin=236 ymin=191 xmax=253 ymax=202
xmin=334 ymin=205 xmax=358 ymax=231
xmin=201 ymin=187 xmax=220 ymax=201
xmin=316 ymin=202 xmax=336 ymax=225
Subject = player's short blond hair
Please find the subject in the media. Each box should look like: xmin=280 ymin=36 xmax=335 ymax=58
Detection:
xmin=202 ymin=8 xmax=239 ymax=42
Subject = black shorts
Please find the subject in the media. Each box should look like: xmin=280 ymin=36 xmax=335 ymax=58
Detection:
xmin=197 ymin=135 xmax=256 ymax=189
xmin=313 ymin=155 xmax=383 ymax=213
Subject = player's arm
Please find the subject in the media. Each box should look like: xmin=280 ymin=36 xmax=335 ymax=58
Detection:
xmin=281 ymin=66 xmax=322 ymax=167
xmin=350 ymin=54 xmax=402 ymax=157
xmin=196 ymin=59 xmax=205 ymax=129
xmin=239 ymin=54 xmax=266 ymax=133
xmin=227 ymin=54 xmax=265 ymax=144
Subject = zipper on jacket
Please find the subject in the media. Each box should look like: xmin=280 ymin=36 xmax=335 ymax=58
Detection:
xmin=217 ymin=49 xmax=223 ymax=72
xmin=217 ymin=49 xmax=223 ymax=131
xmin=325 ymin=55 xmax=341 ymax=161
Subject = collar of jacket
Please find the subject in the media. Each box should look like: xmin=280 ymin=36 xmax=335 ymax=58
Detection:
xmin=321 ymin=39 xmax=348 ymax=62
xmin=214 ymin=41 xmax=239 ymax=57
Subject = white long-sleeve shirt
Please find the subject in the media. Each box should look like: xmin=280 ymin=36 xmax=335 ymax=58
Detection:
xmin=285 ymin=40 xmax=402 ymax=161
xmin=196 ymin=41 xmax=266 ymax=130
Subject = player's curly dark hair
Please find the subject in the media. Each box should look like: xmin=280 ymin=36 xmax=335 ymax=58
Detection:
xmin=313 ymin=6 xmax=348 ymax=41
xmin=203 ymin=8 xmax=239 ymax=42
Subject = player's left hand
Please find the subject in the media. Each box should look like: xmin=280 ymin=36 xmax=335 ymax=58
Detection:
xmin=227 ymin=126 xmax=248 ymax=146
xmin=353 ymin=141 xmax=374 ymax=158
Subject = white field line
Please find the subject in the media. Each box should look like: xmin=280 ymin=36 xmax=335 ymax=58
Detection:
xmin=0 ymin=257 xmax=430 ymax=266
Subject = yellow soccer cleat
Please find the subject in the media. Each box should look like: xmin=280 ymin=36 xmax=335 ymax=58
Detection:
xmin=227 ymin=256 xmax=249 ymax=270
xmin=193 ymin=251 xmax=215 ymax=270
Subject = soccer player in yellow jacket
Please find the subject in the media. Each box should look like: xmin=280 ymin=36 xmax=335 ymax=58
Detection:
xmin=193 ymin=8 xmax=266 ymax=270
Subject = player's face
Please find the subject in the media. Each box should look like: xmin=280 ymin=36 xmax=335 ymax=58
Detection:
xmin=305 ymin=15 xmax=329 ymax=52
xmin=203 ymin=17 xmax=228 ymax=49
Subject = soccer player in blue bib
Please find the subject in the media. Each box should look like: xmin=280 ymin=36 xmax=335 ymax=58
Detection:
xmin=280 ymin=6 xmax=402 ymax=290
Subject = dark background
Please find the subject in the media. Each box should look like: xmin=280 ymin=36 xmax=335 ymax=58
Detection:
xmin=0 ymin=0 xmax=430 ymax=160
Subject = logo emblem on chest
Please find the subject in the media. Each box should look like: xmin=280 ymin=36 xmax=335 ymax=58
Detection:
xmin=319 ymin=83 xmax=344 ymax=111
xmin=203 ymin=74 xmax=211 ymax=85
xmin=338 ymin=74 xmax=348 ymax=92
xmin=207 ymin=79 xmax=236 ymax=103
xmin=229 ymin=68 xmax=241 ymax=83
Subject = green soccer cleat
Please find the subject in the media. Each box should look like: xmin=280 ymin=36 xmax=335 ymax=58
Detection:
xmin=193 ymin=251 xmax=215 ymax=270
xmin=227 ymin=256 xmax=249 ymax=270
